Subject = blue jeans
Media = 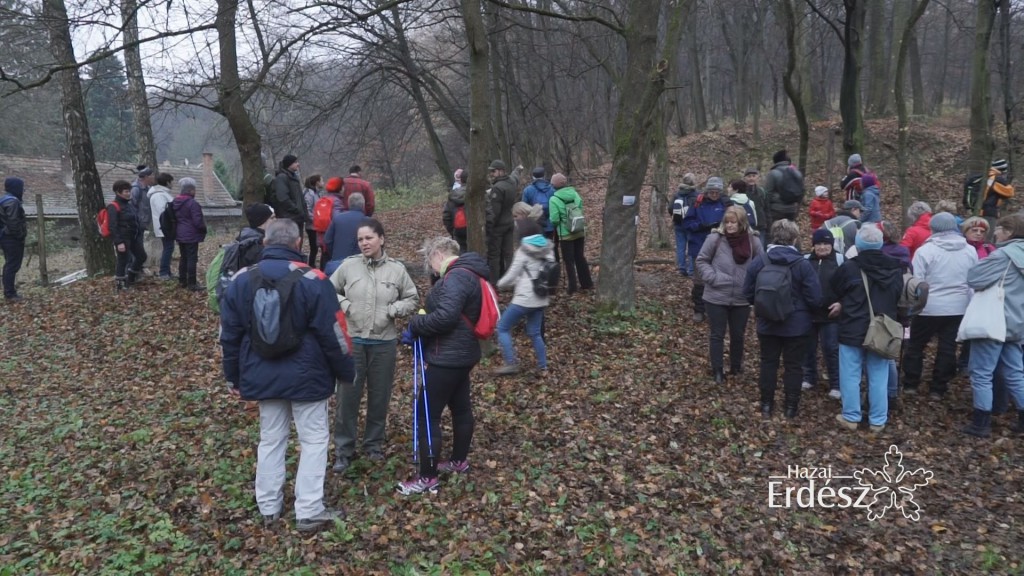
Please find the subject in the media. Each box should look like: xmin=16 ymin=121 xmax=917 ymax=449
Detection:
xmin=839 ymin=344 xmax=889 ymax=426
xmin=159 ymin=236 xmax=175 ymax=277
xmin=968 ymin=339 xmax=1024 ymax=412
xmin=802 ymin=323 xmax=839 ymax=389
xmin=888 ymin=360 xmax=898 ymax=398
xmin=674 ymin=226 xmax=692 ymax=275
xmin=496 ymin=304 xmax=547 ymax=369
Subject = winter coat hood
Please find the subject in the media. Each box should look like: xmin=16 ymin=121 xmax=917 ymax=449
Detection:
xmin=4 ymin=177 xmax=25 ymax=201
xmin=855 ymin=249 xmax=904 ymax=285
xmin=765 ymin=244 xmax=805 ymax=265
xmin=147 ymin=185 xmax=172 ymax=200
xmin=925 ymin=231 xmax=969 ymax=252
xmin=449 ymin=186 xmax=466 ymax=205
xmin=913 ymin=232 xmax=977 ymax=316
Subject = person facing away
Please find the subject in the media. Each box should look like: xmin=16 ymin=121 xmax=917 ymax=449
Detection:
xmin=272 ymin=154 xmax=308 ymax=234
xmin=220 ymin=218 xmax=355 ymax=533
xmin=900 ymin=201 xmax=933 ymax=260
xmin=442 ymin=171 xmax=468 ymax=253
xmin=859 ymin=174 xmax=882 ymax=224
xmin=840 ymin=153 xmax=870 ymax=202
xmin=147 ymin=172 xmax=176 ymax=280
xmin=108 ymin=179 xmax=146 ymax=290
xmin=521 ymin=167 xmax=556 ymax=238
xmin=743 ymin=167 xmax=771 ymax=235
xmin=342 ymin=165 xmax=375 ymax=216
xmin=763 ymin=149 xmax=804 ymax=224
xmin=329 ymin=218 xmax=419 ymax=474
xmin=670 ymin=173 xmax=699 ymax=277
xmin=397 ymin=237 xmax=490 ymax=496
xmin=493 ymin=219 xmax=555 ymax=377
xmin=548 ymin=172 xmax=594 ymax=294
xmin=171 ymin=177 xmax=207 ymax=291
xmin=303 ymin=174 xmax=323 ymax=268
xmin=323 ymin=192 xmax=367 ymax=276
xmin=0 ymin=177 xmax=27 ymax=302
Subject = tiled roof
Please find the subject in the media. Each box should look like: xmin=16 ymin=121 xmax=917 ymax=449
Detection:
xmin=0 ymin=154 xmax=241 ymax=217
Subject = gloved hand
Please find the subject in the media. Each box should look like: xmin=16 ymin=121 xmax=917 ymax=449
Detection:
xmin=400 ymin=327 xmax=415 ymax=346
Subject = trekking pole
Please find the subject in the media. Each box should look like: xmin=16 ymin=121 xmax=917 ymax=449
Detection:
xmin=414 ymin=338 xmax=435 ymax=470
xmin=412 ymin=337 xmax=420 ymax=464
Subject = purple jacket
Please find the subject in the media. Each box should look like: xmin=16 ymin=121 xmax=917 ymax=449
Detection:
xmin=172 ymin=194 xmax=207 ymax=243
xmin=881 ymin=242 xmax=911 ymax=273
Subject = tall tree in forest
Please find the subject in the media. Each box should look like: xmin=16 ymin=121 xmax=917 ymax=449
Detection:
xmin=778 ymin=0 xmax=808 ymax=171
xmin=42 ymin=0 xmax=114 ymax=275
xmin=840 ymin=0 xmax=866 ymax=155
xmin=461 ymin=0 xmax=494 ymax=254
xmin=83 ymin=54 xmax=135 ymax=161
xmin=998 ymin=0 xmax=1015 ymax=179
xmin=967 ymin=0 xmax=998 ymax=212
xmin=121 ymin=0 xmax=157 ymax=174
xmin=895 ymin=0 xmax=931 ymax=217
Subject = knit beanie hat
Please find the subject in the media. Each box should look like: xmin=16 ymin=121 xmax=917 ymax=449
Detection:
xmin=281 ymin=154 xmax=298 ymax=169
xmin=855 ymin=226 xmax=884 ymax=252
xmin=843 ymin=200 xmax=864 ymax=211
xmin=929 ymin=212 xmax=958 ymax=234
xmin=772 ymin=149 xmax=789 ymax=164
xmin=246 ymin=203 xmax=275 ymax=228
xmin=861 ymin=174 xmax=877 ymax=188
xmin=551 ymin=173 xmax=567 ymax=188
xmin=532 ymin=166 xmax=546 ymax=179
xmin=682 ymin=173 xmax=696 ymax=187
xmin=812 ymin=228 xmax=834 ymax=246
xmin=814 ymin=185 xmax=829 ymax=197
xmin=705 ymin=176 xmax=724 ymax=191
xmin=325 ymin=177 xmax=344 ymax=193
xmin=848 ymin=154 xmax=862 ymax=168
xmin=992 ymin=159 xmax=1009 ymax=172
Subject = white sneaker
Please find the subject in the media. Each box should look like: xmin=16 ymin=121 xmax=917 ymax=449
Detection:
xmin=828 ymin=389 xmax=842 ymax=400
xmin=801 ymin=381 xmax=813 ymax=390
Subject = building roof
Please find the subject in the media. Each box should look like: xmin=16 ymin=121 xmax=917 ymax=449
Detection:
xmin=0 ymin=154 xmax=241 ymax=217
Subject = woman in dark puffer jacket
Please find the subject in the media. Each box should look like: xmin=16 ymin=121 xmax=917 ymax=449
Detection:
xmin=398 ymin=237 xmax=489 ymax=495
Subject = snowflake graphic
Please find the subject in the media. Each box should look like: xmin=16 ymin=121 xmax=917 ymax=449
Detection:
xmin=853 ymin=444 xmax=934 ymax=521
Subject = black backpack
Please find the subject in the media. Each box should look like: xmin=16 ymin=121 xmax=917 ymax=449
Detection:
xmin=159 ymin=203 xmax=178 ymax=240
xmin=754 ymin=260 xmax=797 ymax=322
xmin=247 ymin=264 xmax=309 ymax=359
xmin=531 ymin=260 xmax=561 ymax=298
xmin=774 ymin=165 xmax=805 ymax=204
xmin=0 ymin=195 xmax=26 ymax=240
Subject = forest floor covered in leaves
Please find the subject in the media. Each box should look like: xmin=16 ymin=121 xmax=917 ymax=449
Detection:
xmin=1 ymin=118 xmax=1023 ymax=574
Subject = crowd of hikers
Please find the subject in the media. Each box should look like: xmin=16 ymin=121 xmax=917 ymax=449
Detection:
xmin=672 ymin=150 xmax=1024 ymax=439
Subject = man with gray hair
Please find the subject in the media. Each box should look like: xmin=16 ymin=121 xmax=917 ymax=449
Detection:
xmin=323 ymin=192 xmax=367 ymax=275
xmin=220 ymin=219 xmax=355 ymax=532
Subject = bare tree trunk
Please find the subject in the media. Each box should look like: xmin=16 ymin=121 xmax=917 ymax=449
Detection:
xmin=121 ymin=0 xmax=156 ymax=174
xmin=597 ymin=1 xmax=685 ymax=312
xmin=895 ymin=0 xmax=931 ymax=220
xmin=999 ymin=0 xmax=1015 ymax=179
xmin=865 ymin=0 xmax=886 ymax=117
xmin=687 ymin=2 xmax=707 ymax=132
xmin=932 ymin=8 xmax=951 ymax=116
xmin=840 ymin=0 xmax=866 ymax=155
xmin=462 ymin=0 xmax=493 ymax=254
xmin=215 ymin=0 xmax=265 ymax=207
xmin=42 ymin=0 xmax=113 ymax=275
xmin=968 ymin=0 xmax=997 ymax=213
xmin=908 ymin=29 xmax=925 ymax=116
xmin=779 ymin=0 xmax=809 ymax=171
xmin=648 ymin=102 xmax=671 ymax=249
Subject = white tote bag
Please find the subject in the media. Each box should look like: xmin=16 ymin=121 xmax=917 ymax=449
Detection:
xmin=957 ymin=262 xmax=1012 ymax=342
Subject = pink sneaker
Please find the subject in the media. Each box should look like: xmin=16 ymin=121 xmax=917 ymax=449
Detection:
xmin=396 ymin=476 xmax=439 ymax=495
xmin=437 ymin=460 xmax=470 ymax=474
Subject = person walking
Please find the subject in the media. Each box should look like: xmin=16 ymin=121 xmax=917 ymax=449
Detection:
xmin=696 ymin=205 xmax=765 ymax=384
xmin=682 ymin=177 xmax=728 ymax=322
xmin=220 ymin=219 xmax=355 ymax=532
xmin=548 ymin=173 xmax=593 ymax=294
xmin=670 ymin=174 xmax=699 ymax=276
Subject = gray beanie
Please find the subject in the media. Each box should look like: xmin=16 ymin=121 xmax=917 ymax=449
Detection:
xmin=848 ymin=154 xmax=862 ymax=168
xmin=929 ymin=212 xmax=958 ymax=234
xmin=705 ymin=177 xmax=724 ymax=191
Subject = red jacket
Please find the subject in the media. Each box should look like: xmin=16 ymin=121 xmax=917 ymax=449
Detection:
xmin=808 ymin=197 xmax=836 ymax=230
xmin=899 ymin=213 xmax=932 ymax=259
xmin=342 ymin=175 xmax=375 ymax=216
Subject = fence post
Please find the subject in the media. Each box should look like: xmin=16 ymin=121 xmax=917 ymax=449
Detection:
xmin=35 ymin=194 xmax=48 ymax=286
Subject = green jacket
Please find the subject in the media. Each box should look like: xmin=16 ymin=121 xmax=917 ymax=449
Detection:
xmin=329 ymin=251 xmax=419 ymax=341
xmin=549 ymin=186 xmax=585 ymax=240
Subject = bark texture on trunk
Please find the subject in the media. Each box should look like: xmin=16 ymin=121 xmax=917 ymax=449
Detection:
xmin=121 ymin=0 xmax=156 ymax=174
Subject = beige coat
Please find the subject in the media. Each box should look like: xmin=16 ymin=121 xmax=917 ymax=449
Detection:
xmin=330 ymin=252 xmax=419 ymax=341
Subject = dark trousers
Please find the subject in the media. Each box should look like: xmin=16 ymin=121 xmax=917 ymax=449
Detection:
xmin=0 ymin=236 xmax=25 ymax=298
xmin=159 ymin=236 xmax=175 ymax=277
xmin=902 ymin=315 xmax=961 ymax=395
xmin=115 ymin=235 xmax=147 ymax=279
xmin=544 ymin=231 xmax=560 ymax=263
xmin=334 ymin=341 xmax=398 ymax=458
xmin=803 ymin=322 xmax=840 ymax=390
xmin=758 ymin=335 xmax=809 ymax=407
xmin=454 ymin=232 xmax=468 ymax=254
xmin=306 ymin=228 xmax=320 ymax=268
xmin=487 ymin=226 xmax=514 ymax=284
xmin=177 ymin=242 xmax=200 ymax=288
xmin=416 ymin=365 xmax=475 ymax=479
xmin=559 ymin=236 xmax=593 ymax=293
xmin=705 ymin=303 xmax=750 ymax=372
xmin=691 ymin=255 xmax=705 ymax=313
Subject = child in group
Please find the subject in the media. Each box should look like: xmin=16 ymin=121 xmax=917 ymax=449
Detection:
xmin=808 ymin=185 xmax=836 ymax=231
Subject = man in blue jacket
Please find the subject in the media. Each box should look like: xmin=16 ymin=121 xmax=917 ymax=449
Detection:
xmin=220 ymin=219 xmax=355 ymax=533
xmin=682 ymin=177 xmax=727 ymax=322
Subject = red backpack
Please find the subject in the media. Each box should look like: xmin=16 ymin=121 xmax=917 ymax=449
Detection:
xmin=446 ymin=268 xmax=500 ymax=339
xmin=312 ymin=196 xmax=336 ymax=232
xmin=96 ymin=202 xmax=121 ymax=238
xmin=453 ymin=205 xmax=467 ymax=231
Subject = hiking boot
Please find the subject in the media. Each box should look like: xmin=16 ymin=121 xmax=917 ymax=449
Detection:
xmin=397 ymin=476 xmax=439 ymax=496
xmin=730 ymin=366 xmax=743 ymax=376
xmin=713 ymin=369 xmax=724 ymax=385
xmin=262 ymin=511 xmax=281 ymax=527
xmin=835 ymin=414 xmax=859 ymax=431
xmin=903 ymin=385 xmax=918 ymax=396
xmin=437 ymin=460 xmax=470 ymax=474
xmin=187 ymin=284 xmax=205 ymax=292
xmin=962 ymin=409 xmax=992 ymax=438
xmin=801 ymin=381 xmax=813 ymax=391
xmin=928 ymin=391 xmax=945 ymax=402
xmin=493 ymin=364 xmax=521 ymax=376
xmin=760 ymin=402 xmax=773 ymax=420
xmin=828 ymin=389 xmax=842 ymax=400
xmin=1012 ymin=411 xmax=1024 ymax=434
xmin=115 ymin=277 xmax=128 ymax=291
xmin=693 ymin=312 xmax=705 ymax=323
xmin=5 ymin=295 xmax=23 ymax=303
xmin=332 ymin=456 xmax=350 ymax=474
xmin=784 ymin=404 xmax=799 ymax=420
xmin=296 ymin=508 xmax=344 ymax=533
xmin=365 ymin=450 xmax=385 ymax=462
xmin=869 ymin=424 xmax=886 ymax=434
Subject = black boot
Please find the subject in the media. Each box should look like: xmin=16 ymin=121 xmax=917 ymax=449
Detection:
xmin=1013 ymin=411 xmax=1024 ymax=434
xmin=760 ymin=401 xmax=773 ymax=419
xmin=784 ymin=401 xmax=799 ymax=420
xmin=126 ymin=269 xmax=140 ymax=287
xmin=713 ymin=369 xmax=724 ymax=384
xmin=115 ymin=276 xmax=128 ymax=291
xmin=962 ymin=409 xmax=992 ymax=438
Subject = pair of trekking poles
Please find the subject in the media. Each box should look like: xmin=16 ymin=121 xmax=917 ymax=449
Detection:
xmin=411 ymin=338 xmax=434 ymax=469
